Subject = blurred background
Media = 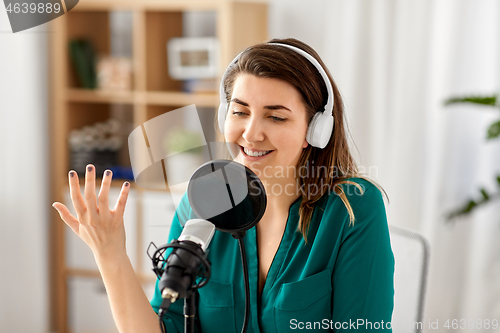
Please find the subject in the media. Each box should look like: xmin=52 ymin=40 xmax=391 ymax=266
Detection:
xmin=1 ymin=0 xmax=500 ymax=332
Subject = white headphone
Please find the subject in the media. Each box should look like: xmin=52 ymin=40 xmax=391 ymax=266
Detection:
xmin=218 ymin=43 xmax=335 ymax=149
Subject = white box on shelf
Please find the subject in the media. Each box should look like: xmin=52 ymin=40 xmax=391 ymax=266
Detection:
xmin=167 ymin=37 xmax=219 ymax=80
xmin=141 ymin=191 xmax=176 ymax=274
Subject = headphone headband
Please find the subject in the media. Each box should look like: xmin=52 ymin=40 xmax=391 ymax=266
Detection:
xmin=218 ymin=42 xmax=335 ymax=148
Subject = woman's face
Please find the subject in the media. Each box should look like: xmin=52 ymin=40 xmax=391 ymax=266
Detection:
xmin=224 ymin=74 xmax=309 ymax=182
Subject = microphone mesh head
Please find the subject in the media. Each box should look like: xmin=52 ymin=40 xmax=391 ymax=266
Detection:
xmin=179 ymin=219 xmax=215 ymax=251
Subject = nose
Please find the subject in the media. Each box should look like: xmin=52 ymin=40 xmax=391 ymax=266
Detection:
xmin=242 ymin=116 xmax=265 ymax=143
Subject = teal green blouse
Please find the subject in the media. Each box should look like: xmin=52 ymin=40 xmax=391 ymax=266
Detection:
xmin=150 ymin=178 xmax=394 ymax=332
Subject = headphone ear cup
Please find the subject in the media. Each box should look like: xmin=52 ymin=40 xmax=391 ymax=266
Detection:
xmin=306 ymin=112 xmax=334 ymax=149
xmin=218 ymin=102 xmax=228 ymax=135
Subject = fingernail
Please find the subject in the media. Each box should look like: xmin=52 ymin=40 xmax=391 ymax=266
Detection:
xmin=106 ymin=170 xmax=111 ymax=176
xmin=87 ymin=165 xmax=93 ymax=172
xmin=69 ymin=171 xmax=74 ymax=177
xmin=124 ymin=182 xmax=130 ymax=187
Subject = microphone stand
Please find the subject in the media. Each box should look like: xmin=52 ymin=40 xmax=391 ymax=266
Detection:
xmin=150 ymin=239 xmax=211 ymax=333
xmin=233 ymin=231 xmax=250 ymax=333
xmin=184 ymin=290 xmax=196 ymax=333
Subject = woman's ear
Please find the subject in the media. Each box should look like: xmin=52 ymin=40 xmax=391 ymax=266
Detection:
xmin=302 ymin=139 xmax=309 ymax=148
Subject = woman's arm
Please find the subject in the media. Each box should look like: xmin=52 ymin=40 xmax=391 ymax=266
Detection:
xmin=94 ymin=250 xmax=161 ymax=333
xmin=52 ymin=165 xmax=162 ymax=333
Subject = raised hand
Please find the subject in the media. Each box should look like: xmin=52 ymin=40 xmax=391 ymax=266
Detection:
xmin=52 ymin=164 xmax=131 ymax=258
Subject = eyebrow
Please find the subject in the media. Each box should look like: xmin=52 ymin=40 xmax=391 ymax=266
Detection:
xmin=231 ymin=98 xmax=292 ymax=112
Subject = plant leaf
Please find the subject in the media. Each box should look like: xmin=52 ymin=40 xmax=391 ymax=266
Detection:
xmin=444 ymin=95 xmax=497 ymax=107
xmin=464 ymin=200 xmax=477 ymax=213
xmin=447 ymin=200 xmax=476 ymax=220
xmin=486 ymin=120 xmax=500 ymax=140
xmin=447 ymin=176 xmax=500 ymax=220
xmin=480 ymin=188 xmax=489 ymax=201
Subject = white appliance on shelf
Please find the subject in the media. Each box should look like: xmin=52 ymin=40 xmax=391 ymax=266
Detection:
xmin=167 ymin=37 xmax=219 ymax=80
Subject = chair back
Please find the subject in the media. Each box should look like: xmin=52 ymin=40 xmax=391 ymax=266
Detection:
xmin=389 ymin=225 xmax=430 ymax=332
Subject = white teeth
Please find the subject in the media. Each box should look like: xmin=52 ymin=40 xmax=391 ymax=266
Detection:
xmin=243 ymin=148 xmax=272 ymax=157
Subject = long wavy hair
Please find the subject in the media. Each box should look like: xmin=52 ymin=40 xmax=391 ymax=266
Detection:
xmin=222 ymin=38 xmax=383 ymax=241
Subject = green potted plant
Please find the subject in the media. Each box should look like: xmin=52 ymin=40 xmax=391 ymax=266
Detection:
xmin=444 ymin=95 xmax=500 ymax=219
xmin=164 ymin=129 xmax=205 ymax=189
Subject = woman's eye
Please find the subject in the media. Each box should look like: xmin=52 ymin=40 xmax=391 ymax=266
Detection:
xmin=231 ymin=111 xmax=285 ymax=122
xmin=270 ymin=116 xmax=286 ymax=122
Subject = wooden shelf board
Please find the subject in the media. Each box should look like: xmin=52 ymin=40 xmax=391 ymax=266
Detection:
xmin=73 ymin=0 xmax=222 ymax=11
xmin=60 ymin=178 xmax=135 ymax=190
xmin=66 ymin=89 xmax=218 ymax=107
xmin=67 ymin=89 xmax=135 ymax=104
xmin=68 ymin=179 xmax=182 ymax=193
xmin=146 ymin=91 xmax=218 ymax=107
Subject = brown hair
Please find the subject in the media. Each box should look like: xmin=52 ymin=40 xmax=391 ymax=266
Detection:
xmin=222 ymin=38 xmax=382 ymax=241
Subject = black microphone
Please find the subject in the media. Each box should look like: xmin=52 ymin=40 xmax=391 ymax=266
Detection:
xmin=150 ymin=218 xmax=215 ymax=332
xmin=158 ymin=219 xmax=215 ymax=305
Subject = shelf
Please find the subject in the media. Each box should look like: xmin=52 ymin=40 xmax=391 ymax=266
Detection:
xmin=67 ymin=89 xmax=135 ymax=104
xmin=110 ymin=179 xmax=133 ymax=187
xmin=71 ymin=0 xmax=267 ymax=12
xmin=66 ymin=11 xmax=111 ymax=89
xmin=67 ymin=89 xmax=219 ymax=107
xmin=146 ymin=91 xmax=218 ymax=107
xmin=60 ymin=180 xmax=135 ymax=194
xmin=66 ymin=102 xmax=114 ymax=132
xmin=67 ymin=178 xmax=188 ymax=193
xmin=71 ymin=178 xmax=135 ymax=188
xmin=50 ymin=1 xmax=268 ymax=331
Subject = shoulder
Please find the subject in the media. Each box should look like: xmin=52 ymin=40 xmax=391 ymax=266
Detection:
xmin=321 ymin=177 xmax=388 ymax=232
xmin=324 ymin=177 xmax=385 ymax=210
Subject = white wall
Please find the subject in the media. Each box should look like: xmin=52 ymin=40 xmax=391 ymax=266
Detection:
xmin=0 ymin=7 xmax=49 ymax=333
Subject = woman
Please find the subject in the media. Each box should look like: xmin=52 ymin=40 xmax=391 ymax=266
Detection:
xmin=53 ymin=38 xmax=394 ymax=332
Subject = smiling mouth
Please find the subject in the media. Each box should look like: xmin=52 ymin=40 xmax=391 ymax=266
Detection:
xmin=241 ymin=146 xmax=274 ymax=157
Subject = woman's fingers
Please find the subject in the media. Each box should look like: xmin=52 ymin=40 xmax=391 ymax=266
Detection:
xmin=56 ymin=167 xmax=131 ymax=255
xmin=68 ymin=170 xmax=86 ymax=217
xmin=113 ymin=182 xmax=130 ymax=216
xmin=52 ymin=202 xmax=80 ymax=234
xmin=98 ymin=169 xmax=112 ymax=211
xmin=84 ymin=164 xmax=98 ymax=216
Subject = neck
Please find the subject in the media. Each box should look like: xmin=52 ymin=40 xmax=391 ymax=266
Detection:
xmin=261 ymin=176 xmax=301 ymax=213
